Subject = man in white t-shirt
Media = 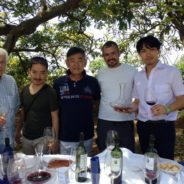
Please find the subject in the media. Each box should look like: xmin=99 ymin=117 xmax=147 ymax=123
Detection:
xmin=129 ymin=35 xmax=184 ymax=159
xmin=97 ymin=41 xmax=137 ymax=152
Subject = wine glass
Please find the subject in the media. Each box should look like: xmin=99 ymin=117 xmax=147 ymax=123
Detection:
xmin=144 ymin=154 xmax=160 ymax=184
xmin=104 ymin=151 xmax=122 ymax=184
xmin=35 ymin=143 xmax=44 ymax=170
xmin=0 ymin=155 xmax=5 ymax=182
xmin=0 ymin=105 xmax=9 ymax=132
xmin=43 ymin=127 xmax=56 ymax=154
xmin=106 ymin=130 xmax=118 ymax=151
xmin=7 ymin=157 xmax=26 ymax=184
xmin=144 ymin=87 xmax=157 ymax=106
xmin=68 ymin=146 xmax=77 ymax=181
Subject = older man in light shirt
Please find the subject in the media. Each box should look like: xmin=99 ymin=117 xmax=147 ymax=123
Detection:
xmin=0 ymin=48 xmax=20 ymax=153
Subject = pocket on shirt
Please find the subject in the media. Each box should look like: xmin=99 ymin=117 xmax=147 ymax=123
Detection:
xmin=155 ymin=84 xmax=172 ymax=103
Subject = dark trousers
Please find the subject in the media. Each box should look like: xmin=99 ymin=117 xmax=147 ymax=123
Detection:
xmin=97 ymin=119 xmax=135 ymax=152
xmin=137 ymin=120 xmax=176 ymax=160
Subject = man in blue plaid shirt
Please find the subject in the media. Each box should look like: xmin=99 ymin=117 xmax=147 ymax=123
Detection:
xmin=0 ymin=48 xmax=20 ymax=153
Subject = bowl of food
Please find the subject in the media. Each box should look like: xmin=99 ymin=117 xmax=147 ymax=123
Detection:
xmin=159 ymin=161 xmax=182 ymax=175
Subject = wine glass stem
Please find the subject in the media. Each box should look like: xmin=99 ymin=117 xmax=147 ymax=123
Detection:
xmin=37 ymin=155 xmax=43 ymax=170
xmin=111 ymin=178 xmax=114 ymax=184
xmin=48 ymin=147 xmax=51 ymax=154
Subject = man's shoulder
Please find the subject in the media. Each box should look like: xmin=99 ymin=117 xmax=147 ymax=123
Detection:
xmin=96 ymin=66 xmax=110 ymax=78
xmin=54 ymin=75 xmax=67 ymax=84
xmin=161 ymin=63 xmax=178 ymax=72
xmin=44 ymin=84 xmax=57 ymax=95
xmin=122 ymin=63 xmax=136 ymax=71
xmin=3 ymin=74 xmax=16 ymax=81
xmin=85 ymin=74 xmax=98 ymax=82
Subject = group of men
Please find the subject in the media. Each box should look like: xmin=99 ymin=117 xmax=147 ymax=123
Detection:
xmin=0 ymin=35 xmax=184 ymax=160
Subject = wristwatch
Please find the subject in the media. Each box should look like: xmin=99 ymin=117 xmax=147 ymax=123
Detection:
xmin=164 ymin=106 xmax=172 ymax=115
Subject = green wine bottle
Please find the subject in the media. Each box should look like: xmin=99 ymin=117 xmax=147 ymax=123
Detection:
xmin=111 ymin=139 xmax=122 ymax=184
xmin=144 ymin=134 xmax=158 ymax=184
xmin=75 ymin=132 xmax=87 ymax=182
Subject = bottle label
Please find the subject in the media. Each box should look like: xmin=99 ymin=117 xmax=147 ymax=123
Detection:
xmin=78 ymin=170 xmax=86 ymax=178
xmin=79 ymin=154 xmax=87 ymax=170
xmin=145 ymin=157 xmax=154 ymax=170
xmin=111 ymin=158 xmax=121 ymax=172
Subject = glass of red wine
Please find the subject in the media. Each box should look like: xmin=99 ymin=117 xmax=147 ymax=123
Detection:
xmin=144 ymin=87 xmax=157 ymax=106
xmin=7 ymin=157 xmax=26 ymax=184
xmin=144 ymin=154 xmax=159 ymax=184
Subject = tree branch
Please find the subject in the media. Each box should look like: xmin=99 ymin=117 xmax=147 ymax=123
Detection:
xmin=166 ymin=0 xmax=184 ymax=45
xmin=2 ymin=0 xmax=82 ymax=53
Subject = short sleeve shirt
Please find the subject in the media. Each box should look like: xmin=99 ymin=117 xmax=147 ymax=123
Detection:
xmin=133 ymin=61 xmax=184 ymax=121
xmin=22 ymin=84 xmax=58 ymax=139
xmin=53 ymin=74 xmax=100 ymax=141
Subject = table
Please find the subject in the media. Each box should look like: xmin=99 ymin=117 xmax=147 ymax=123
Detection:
xmin=22 ymin=148 xmax=184 ymax=184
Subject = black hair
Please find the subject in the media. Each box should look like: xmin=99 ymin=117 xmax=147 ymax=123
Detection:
xmin=136 ymin=35 xmax=162 ymax=53
xmin=29 ymin=56 xmax=48 ymax=69
xmin=66 ymin=47 xmax=85 ymax=58
xmin=102 ymin=41 xmax=119 ymax=51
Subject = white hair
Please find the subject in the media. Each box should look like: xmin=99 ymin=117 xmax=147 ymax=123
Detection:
xmin=0 ymin=48 xmax=9 ymax=64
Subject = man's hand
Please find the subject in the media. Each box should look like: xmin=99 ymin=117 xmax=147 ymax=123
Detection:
xmin=51 ymin=140 xmax=59 ymax=154
xmin=0 ymin=115 xmax=6 ymax=127
xmin=114 ymin=104 xmax=138 ymax=113
xmin=151 ymin=104 xmax=168 ymax=116
xmin=15 ymin=131 xmax=21 ymax=144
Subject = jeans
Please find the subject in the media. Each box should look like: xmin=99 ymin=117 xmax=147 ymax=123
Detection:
xmin=60 ymin=138 xmax=93 ymax=155
xmin=22 ymin=136 xmax=47 ymax=155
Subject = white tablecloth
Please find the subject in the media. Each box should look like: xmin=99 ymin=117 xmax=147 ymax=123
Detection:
xmin=21 ymin=148 xmax=184 ymax=184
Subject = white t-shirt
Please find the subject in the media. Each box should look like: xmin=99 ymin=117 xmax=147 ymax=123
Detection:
xmin=133 ymin=61 xmax=184 ymax=121
xmin=97 ymin=64 xmax=137 ymax=121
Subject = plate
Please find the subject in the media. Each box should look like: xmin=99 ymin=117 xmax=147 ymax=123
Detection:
xmin=159 ymin=161 xmax=182 ymax=175
xmin=47 ymin=159 xmax=70 ymax=169
xmin=27 ymin=171 xmax=51 ymax=183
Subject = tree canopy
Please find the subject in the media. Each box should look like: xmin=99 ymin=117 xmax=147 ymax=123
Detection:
xmin=0 ymin=0 xmax=184 ymax=87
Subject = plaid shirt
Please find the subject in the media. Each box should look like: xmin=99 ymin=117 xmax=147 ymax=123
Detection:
xmin=0 ymin=74 xmax=20 ymax=150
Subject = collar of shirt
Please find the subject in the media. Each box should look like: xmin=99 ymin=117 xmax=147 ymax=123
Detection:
xmin=141 ymin=60 xmax=165 ymax=73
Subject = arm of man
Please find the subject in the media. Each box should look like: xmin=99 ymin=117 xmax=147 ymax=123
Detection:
xmin=51 ymin=109 xmax=59 ymax=153
xmin=151 ymin=95 xmax=184 ymax=116
xmin=15 ymin=107 xmax=24 ymax=144
xmin=93 ymin=100 xmax=99 ymax=121
xmin=0 ymin=113 xmax=6 ymax=126
xmin=115 ymin=99 xmax=139 ymax=113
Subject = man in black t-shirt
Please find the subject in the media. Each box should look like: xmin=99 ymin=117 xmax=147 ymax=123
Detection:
xmin=16 ymin=57 xmax=59 ymax=155
xmin=53 ymin=47 xmax=100 ymax=155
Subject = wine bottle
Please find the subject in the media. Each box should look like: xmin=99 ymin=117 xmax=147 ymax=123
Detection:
xmin=1 ymin=137 xmax=13 ymax=184
xmin=144 ymin=134 xmax=158 ymax=184
xmin=111 ymin=138 xmax=122 ymax=184
xmin=75 ymin=132 xmax=87 ymax=182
